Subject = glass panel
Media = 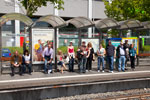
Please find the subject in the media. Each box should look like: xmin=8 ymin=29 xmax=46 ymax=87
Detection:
xmin=0 ymin=13 xmax=33 ymax=26
xmin=95 ymin=18 xmax=118 ymax=29
xmin=36 ymin=15 xmax=66 ymax=28
xmin=68 ymin=17 xmax=94 ymax=28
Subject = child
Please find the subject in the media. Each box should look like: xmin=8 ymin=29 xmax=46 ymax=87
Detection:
xmin=57 ymin=50 xmax=67 ymax=74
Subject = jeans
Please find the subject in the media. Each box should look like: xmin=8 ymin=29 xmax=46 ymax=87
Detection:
xmin=11 ymin=64 xmax=22 ymax=75
xmin=44 ymin=56 xmax=52 ymax=73
xmin=78 ymin=59 xmax=82 ymax=71
xmin=58 ymin=61 xmax=64 ymax=67
xmin=107 ymin=56 xmax=114 ymax=71
xmin=80 ymin=57 xmax=87 ymax=73
xmin=97 ymin=56 xmax=105 ymax=70
xmin=69 ymin=57 xmax=74 ymax=72
xmin=118 ymin=56 xmax=126 ymax=71
xmin=22 ymin=63 xmax=32 ymax=74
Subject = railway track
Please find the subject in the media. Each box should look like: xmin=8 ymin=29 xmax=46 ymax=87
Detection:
xmin=95 ymin=93 xmax=150 ymax=100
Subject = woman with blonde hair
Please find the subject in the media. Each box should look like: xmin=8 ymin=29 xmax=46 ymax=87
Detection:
xmin=86 ymin=42 xmax=94 ymax=71
xmin=57 ymin=50 xmax=67 ymax=74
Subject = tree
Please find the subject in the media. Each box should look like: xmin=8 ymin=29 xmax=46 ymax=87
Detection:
xmin=19 ymin=0 xmax=64 ymax=16
xmin=103 ymin=0 xmax=150 ymax=21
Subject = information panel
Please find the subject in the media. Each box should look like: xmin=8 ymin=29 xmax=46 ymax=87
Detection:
xmin=32 ymin=28 xmax=54 ymax=64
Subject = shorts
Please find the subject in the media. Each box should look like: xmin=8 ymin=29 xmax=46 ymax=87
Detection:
xmin=58 ymin=61 xmax=64 ymax=67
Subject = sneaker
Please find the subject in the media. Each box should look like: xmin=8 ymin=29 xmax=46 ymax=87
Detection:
xmin=48 ymin=70 xmax=52 ymax=74
xmin=122 ymin=70 xmax=125 ymax=72
xmin=98 ymin=70 xmax=100 ymax=72
xmin=111 ymin=71 xmax=114 ymax=73
xmin=102 ymin=70 xmax=105 ymax=73
xmin=109 ymin=70 xmax=114 ymax=73
xmin=118 ymin=70 xmax=121 ymax=72
xmin=86 ymin=70 xmax=88 ymax=72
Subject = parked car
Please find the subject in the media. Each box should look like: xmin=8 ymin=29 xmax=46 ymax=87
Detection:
xmin=2 ymin=48 xmax=11 ymax=57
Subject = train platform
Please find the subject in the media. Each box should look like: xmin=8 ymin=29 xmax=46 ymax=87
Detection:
xmin=0 ymin=64 xmax=150 ymax=90
xmin=0 ymin=63 xmax=150 ymax=100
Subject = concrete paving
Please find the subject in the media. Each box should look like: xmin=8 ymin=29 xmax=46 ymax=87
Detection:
xmin=0 ymin=63 xmax=150 ymax=90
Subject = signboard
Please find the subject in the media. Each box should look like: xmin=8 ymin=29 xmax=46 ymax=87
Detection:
xmin=32 ymin=28 xmax=54 ymax=64
xmin=122 ymin=37 xmax=139 ymax=54
xmin=106 ymin=38 xmax=122 ymax=48
xmin=82 ymin=39 xmax=99 ymax=53
xmin=139 ymin=36 xmax=150 ymax=38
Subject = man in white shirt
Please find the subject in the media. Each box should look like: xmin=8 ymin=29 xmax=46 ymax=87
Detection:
xmin=117 ymin=42 xmax=126 ymax=72
xmin=43 ymin=44 xmax=53 ymax=74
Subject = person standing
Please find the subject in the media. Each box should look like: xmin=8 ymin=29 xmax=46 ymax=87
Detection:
xmin=22 ymin=50 xmax=32 ymax=74
xmin=43 ymin=44 xmax=53 ymax=74
xmin=77 ymin=46 xmax=82 ymax=72
xmin=106 ymin=40 xmax=115 ymax=73
xmin=86 ymin=42 xmax=94 ymax=71
xmin=80 ymin=41 xmax=88 ymax=73
xmin=129 ymin=44 xmax=136 ymax=71
xmin=97 ymin=44 xmax=106 ymax=72
xmin=117 ymin=42 xmax=126 ymax=72
xmin=123 ymin=40 xmax=130 ymax=67
xmin=67 ymin=41 xmax=75 ymax=72
xmin=10 ymin=51 xmax=23 ymax=76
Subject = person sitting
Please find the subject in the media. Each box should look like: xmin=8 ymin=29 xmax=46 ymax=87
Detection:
xmin=10 ymin=50 xmax=23 ymax=76
xmin=22 ymin=50 xmax=32 ymax=75
xmin=43 ymin=44 xmax=53 ymax=74
xmin=57 ymin=50 xmax=67 ymax=74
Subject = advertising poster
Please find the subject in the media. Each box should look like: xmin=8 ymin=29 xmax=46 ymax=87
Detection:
xmin=32 ymin=28 xmax=54 ymax=64
xmin=82 ymin=39 xmax=99 ymax=53
xmin=122 ymin=37 xmax=139 ymax=54
xmin=106 ymin=38 xmax=122 ymax=48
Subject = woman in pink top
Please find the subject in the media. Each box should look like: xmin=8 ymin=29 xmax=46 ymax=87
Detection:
xmin=67 ymin=41 xmax=75 ymax=72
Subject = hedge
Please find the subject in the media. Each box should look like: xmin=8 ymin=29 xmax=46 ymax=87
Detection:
xmin=142 ymin=45 xmax=150 ymax=52
xmin=3 ymin=47 xmax=23 ymax=55
xmin=57 ymin=46 xmax=78 ymax=54
xmin=3 ymin=46 xmax=78 ymax=55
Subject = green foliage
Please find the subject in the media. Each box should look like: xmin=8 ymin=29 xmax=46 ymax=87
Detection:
xmin=3 ymin=47 xmax=23 ymax=55
xmin=19 ymin=0 xmax=64 ymax=16
xmin=142 ymin=45 xmax=150 ymax=52
xmin=57 ymin=46 xmax=78 ymax=54
xmin=107 ymin=29 xmax=120 ymax=38
xmin=102 ymin=40 xmax=106 ymax=48
xmin=103 ymin=0 xmax=150 ymax=21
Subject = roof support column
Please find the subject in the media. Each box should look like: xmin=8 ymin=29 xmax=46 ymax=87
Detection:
xmin=54 ymin=28 xmax=58 ymax=71
xmin=88 ymin=0 xmax=92 ymax=38
xmin=78 ymin=29 xmax=81 ymax=47
xmin=99 ymin=29 xmax=102 ymax=44
xmin=54 ymin=4 xmax=59 ymax=48
xmin=0 ymin=27 xmax=2 ymax=75
xmin=14 ymin=0 xmax=20 ymax=47
xmin=54 ymin=4 xmax=59 ymax=71
xmin=29 ymin=27 xmax=33 ymax=70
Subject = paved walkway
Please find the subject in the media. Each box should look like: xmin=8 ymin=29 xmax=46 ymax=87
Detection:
xmin=0 ymin=64 xmax=150 ymax=90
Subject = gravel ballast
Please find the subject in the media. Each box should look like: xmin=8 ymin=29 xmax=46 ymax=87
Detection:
xmin=44 ymin=88 xmax=150 ymax=100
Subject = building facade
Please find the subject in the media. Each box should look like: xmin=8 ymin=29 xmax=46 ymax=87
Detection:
xmin=0 ymin=0 xmax=107 ymax=47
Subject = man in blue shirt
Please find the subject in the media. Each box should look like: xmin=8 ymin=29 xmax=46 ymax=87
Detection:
xmin=106 ymin=40 xmax=115 ymax=73
xmin=117 ymin=42 xmax=126 ymax=72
